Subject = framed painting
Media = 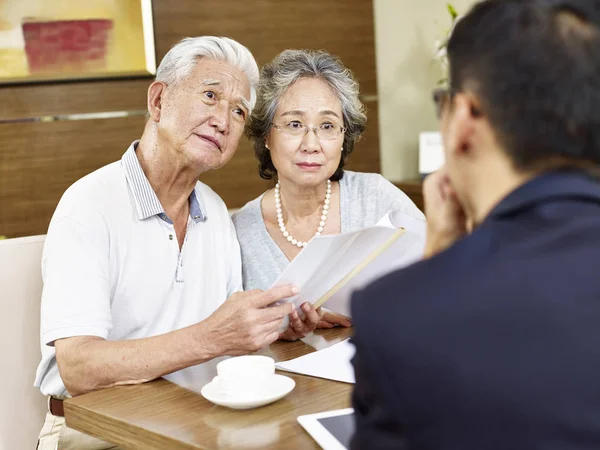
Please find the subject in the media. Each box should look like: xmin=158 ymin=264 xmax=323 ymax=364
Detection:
xmin=0 ymin=0 xmax=155 ymax=84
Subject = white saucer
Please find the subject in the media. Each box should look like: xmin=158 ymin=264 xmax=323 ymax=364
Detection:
xmin=201 ymin=374 xmax=295 ymax=410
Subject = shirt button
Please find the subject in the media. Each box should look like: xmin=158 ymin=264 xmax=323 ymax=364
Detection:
xmin=193 ymin=215 xmax=200 ymax=220
xmin=169 ymin=234 xmax=173 ymax=240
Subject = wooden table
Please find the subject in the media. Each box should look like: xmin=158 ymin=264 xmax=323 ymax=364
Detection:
xmin=64 ymin=327 xmax=354 ymax=449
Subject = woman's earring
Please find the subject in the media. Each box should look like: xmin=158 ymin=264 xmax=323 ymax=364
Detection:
xmin=265 ymin=144 xmax=270 ymax=149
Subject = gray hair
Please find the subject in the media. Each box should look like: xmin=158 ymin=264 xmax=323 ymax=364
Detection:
xmin=155 ymin=36 xmax=259 ymax=112
xmin=247 ymin=49 xmax=367 ymax=181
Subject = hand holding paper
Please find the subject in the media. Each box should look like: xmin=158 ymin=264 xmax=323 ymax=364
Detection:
xmin=278 ymin=302 xmax=321 ymax=341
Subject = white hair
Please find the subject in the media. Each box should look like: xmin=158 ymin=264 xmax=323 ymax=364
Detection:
xmin=155 ymin=36 xmax=259 ymax=112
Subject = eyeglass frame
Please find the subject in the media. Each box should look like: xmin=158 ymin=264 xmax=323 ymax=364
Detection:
xmin=271 ymin=122 xmax=347 ymax=140
xmin=432 ymin=88 xmax=455 ymax=119
xmin=432 ymin=87 xmax=483 ymax=120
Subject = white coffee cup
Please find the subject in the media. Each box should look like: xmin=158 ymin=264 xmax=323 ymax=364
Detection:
xmin=212 ymin=355 xmax=275 ymax=399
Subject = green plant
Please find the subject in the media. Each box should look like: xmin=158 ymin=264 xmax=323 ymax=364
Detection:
xmin=434 ymin=3 xmax=460 ymax=88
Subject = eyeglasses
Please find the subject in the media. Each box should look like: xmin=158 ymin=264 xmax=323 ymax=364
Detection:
xmin=272 ymin=122 xmax=346 ymax=140
xmin=432 ymin=87 xmax=483 ymax=119
xmin=432 ymin=88 xmax=454 ymax=119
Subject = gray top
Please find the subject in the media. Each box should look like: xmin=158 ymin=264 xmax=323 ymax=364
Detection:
xmin=232 ymin=171 xmax=425 ymax=291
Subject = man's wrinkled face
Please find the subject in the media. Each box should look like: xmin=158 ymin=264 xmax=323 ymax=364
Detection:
xmin=157 ymin=58 xmax=251 ymax=172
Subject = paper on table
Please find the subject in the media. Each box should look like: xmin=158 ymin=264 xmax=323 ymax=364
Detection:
xmin=275 ymin=339 xmax=356 ymax=384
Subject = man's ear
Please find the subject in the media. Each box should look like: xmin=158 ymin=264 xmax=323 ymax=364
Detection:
xmin=147 ymin=81 xmax=166 ymax=122
xmin=448 ymin=93 xmax=478 ymax=157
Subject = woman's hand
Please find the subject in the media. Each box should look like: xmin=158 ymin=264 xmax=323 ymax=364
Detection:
xmin=279 ymin=302 xmax=322 ymax=341
xmin=316 ymin=309 xmax=352 ymax=329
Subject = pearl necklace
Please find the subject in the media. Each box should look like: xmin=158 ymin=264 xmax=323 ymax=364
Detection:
xmin=275 ymin=180 xmax=331 ymax=248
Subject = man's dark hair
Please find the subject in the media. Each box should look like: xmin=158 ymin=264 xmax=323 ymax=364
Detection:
xmin=448 ymin=0 xmax=600 ymax=172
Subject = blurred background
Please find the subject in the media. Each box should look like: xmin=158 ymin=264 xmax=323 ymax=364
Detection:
xmin=0 ymin=0 xmax=476 ymax=239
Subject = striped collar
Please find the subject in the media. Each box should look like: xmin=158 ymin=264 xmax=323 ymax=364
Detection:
xmin=121 ymin=141 xmax=207 ymax=224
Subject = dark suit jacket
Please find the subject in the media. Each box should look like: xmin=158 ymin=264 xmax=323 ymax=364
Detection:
xmin=351 ymin=171 xmax=600 ymax=450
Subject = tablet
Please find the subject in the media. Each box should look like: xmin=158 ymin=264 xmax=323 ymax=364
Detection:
xmin=297 ymin=408 xmax=355 ymax=450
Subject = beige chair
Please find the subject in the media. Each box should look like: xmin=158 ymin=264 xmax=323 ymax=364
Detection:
xmin=0 ymin=235 xmax=47 ymax=449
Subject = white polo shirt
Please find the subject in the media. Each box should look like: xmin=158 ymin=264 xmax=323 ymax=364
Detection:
xmin=34 ymin=141 xmax=242 ymax=397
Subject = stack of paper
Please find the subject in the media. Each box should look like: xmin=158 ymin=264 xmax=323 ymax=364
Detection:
xmin=275 ymin=339 xmax=356 ymax=384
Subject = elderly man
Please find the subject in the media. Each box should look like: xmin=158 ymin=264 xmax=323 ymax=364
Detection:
xmin=351 ymin=0 xmax=600 ymax=449
xmin=35 ymin=36 xmax=296 ymax=449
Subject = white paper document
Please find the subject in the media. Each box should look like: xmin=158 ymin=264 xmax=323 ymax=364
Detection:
xmin=324 ymin=211 xmax=426 ymax=317
xmin=275 ymin=339 xmax=356 ymax=384
xmin=271 ymin=210 xmax=426 ymax=319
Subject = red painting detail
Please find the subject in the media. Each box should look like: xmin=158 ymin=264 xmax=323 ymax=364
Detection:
xmin=22 ymin=19 xmax=113 ymax=74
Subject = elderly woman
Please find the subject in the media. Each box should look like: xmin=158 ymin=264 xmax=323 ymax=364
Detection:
xmin=232 ymin=49 xmax=424 ymax=340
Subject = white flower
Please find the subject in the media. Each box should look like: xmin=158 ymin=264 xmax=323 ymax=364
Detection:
xmin=436 ymin=45 xmax=447 ymax=60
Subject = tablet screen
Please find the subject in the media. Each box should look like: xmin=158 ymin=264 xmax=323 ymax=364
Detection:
xmin=298 ymin=408 xmax=355 ymax=449
xmin=316 ymin=412 xmax=355 ymax=448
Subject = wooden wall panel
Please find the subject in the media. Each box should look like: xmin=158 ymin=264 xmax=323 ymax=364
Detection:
xmin=0 ymin=0 xmax=379 ymax=238
xmin=345 ymin=105 xmax=381 ymax=173
xmin=0 ymin=79 xmax=149 ymax=120
xmin=0 ymin=117 xmax=145 ymax=238
xmin=152 ymin=0 xmax=378 ymax=95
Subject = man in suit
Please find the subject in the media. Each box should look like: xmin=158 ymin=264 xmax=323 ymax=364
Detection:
xmin=351 ymin=0 xmax=600 ymax=449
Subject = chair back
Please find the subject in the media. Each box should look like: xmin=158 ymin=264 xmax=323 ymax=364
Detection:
xmin=0 ymin=235 xmax=47 ymax=449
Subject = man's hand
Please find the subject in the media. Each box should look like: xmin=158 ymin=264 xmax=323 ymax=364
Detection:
xmin=423 ymin=169 xmax=469 ymax=258
xmin=200 ymin=285 xmax=297 ymax=356
xmin=53 ymin=286 xmax=297 ymax=396
xmin=279 ymin=302 xmax=322 ymax=341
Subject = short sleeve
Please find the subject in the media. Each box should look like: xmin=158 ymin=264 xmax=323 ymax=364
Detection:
xmin=40 ymin=215 xmax=112 ymax=346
